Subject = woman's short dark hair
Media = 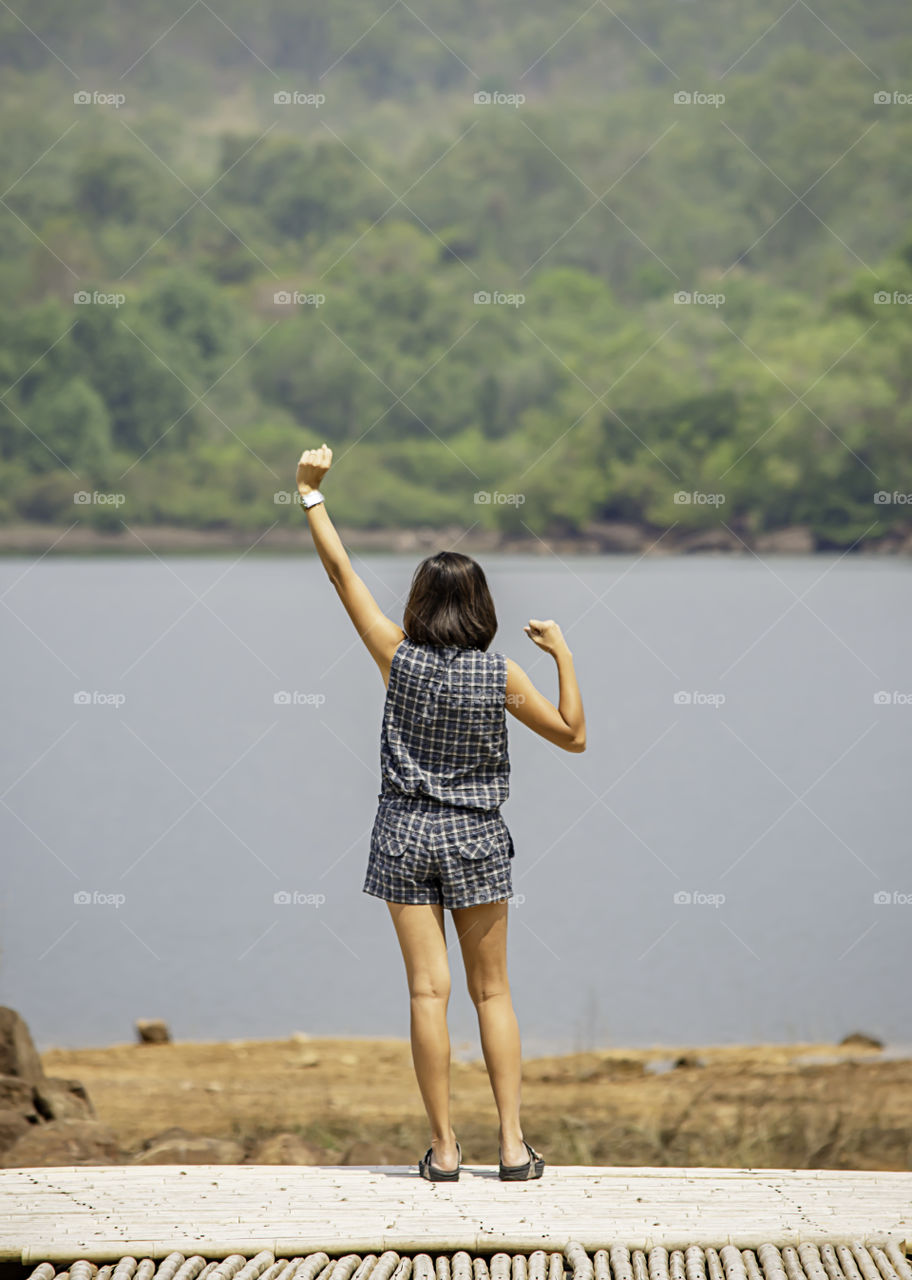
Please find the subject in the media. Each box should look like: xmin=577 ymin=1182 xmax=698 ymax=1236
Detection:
xmin=403 ymin=551 xmax=497 ymax=650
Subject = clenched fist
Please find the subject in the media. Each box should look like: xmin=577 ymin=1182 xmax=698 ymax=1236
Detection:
xmin=523 ymin=618 xmax=567 ymax=655
xmin=296 ymin=442 xmax=333 ymax=495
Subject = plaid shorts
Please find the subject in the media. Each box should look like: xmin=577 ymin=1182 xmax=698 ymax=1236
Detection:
xmin=363 ymin=792 xmax=514 ymax=909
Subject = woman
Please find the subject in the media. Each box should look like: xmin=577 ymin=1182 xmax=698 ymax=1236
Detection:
xmin=296 ymin=443 xmax=586 ymax=1183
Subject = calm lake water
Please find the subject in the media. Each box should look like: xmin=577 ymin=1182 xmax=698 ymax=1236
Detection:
xmin=1 ymin=552 xmax=909 ymax=1057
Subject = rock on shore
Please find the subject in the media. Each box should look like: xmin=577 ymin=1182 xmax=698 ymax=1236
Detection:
xmin=0 ymin=1006 xmax=114 ymax=1168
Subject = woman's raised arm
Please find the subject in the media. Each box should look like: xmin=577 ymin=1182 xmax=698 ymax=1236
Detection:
xmin=504 ymin=619 xmax=586 ymax=752
xmin=297 ymin=443 xmax=404 ymax=683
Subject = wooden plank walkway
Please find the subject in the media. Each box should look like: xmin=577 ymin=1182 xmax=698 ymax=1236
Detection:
xmin=0 ymin=1165 xmax=910 ymax=1264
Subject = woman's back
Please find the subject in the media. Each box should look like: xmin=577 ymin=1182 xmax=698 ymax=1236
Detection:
xmin=379 ymin=637 xmax=509 ymax=811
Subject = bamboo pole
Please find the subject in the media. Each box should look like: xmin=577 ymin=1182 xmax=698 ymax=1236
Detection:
xmin=527 ymin=1252 xmax=547 ymax=1280
xmin=884 ymin=1247 xmax=912 ymax=1280
xmin=706 ymin=1247 xmax=725 ymax=1280
xmin=172 ymin=1257 xmax=208 ymax=1280
xmin=816 ymin=1250 xmax=845 ymax=1280
xmin=757 ymin=1247 xmax=788 ymax=1280
xmin=154 ymin=1255 xmax=187 ymax=1280
xmin=371 ymin=1254 xmax=401 ymax=1280
xmin=291 ymin=1255 xmax=331 ymax=1280
xmin=352 ymin=1256 xmax=379 ymax=1280
xmin=565 ymin=1244 xmax=593 ymax=1280
xmin=235 ymin=1252 xmax=276 ymax=1280
xmin=834 ymin=1249 xmax=864 ymax=1280
xmin=611 ymin=1247 xmax=633 ymax=1280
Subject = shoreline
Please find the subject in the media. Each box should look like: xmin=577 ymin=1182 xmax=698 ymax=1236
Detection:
xmin=36 ymin=1033 xmax=902 ymax=1058
xmin=10 ymin=1032 xmax=905 ymax=1170
xmin=0 ymin=520 xmax=910 ymax=556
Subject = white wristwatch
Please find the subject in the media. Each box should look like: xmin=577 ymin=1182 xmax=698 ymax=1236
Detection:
xmin=300 ymin=489 xmax=325 ymax=509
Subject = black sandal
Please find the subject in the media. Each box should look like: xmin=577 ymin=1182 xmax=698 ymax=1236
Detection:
xmin=499 ymin=1138 xmax=545 ymax=1180
xmin=418 ymin=1138 xmax=461 ymax=1181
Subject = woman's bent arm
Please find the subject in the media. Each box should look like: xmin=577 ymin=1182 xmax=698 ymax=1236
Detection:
xmin=554 ymin=643 xmax=586 ymax=750
xmin=505 ymin=619 xmax=586 ymax=752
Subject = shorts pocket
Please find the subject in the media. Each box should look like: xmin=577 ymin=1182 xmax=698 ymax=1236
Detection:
xmin=455 ymin=814 xmax=510 ymax=861
xmin=371 ymin=806 xmax=427 ymax=859
xmin=459 ymin=836 xmax=497 ymax=860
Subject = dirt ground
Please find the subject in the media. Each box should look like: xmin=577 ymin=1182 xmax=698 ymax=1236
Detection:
xmin=39 ymin=1036 xmax=912 ymax=1170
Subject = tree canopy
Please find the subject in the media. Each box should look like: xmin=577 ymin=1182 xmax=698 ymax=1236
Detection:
xmin=1 ymin=0 xmax=910 ymax=545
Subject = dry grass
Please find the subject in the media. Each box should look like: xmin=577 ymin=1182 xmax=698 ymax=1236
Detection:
xmin=39 ymin=1036 xmax=912 ymax=1169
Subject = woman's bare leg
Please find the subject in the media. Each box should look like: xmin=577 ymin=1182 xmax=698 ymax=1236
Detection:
xmin=452 ymin=899 xmax=536 ymax=1167
xmin=386 ymin=900 xmax=459 ymax=1171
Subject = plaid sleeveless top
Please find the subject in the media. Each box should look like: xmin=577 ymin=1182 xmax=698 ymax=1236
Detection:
xmin=378 ymin=637 xmax=510 ymax=811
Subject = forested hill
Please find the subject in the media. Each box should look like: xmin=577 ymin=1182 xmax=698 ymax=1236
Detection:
xmin=1 ymin=0 xmax=911 ymax=546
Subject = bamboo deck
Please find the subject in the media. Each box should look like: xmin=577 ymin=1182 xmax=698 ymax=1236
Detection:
xmin=0 ymin=1165 xmax=910 ymax=1266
